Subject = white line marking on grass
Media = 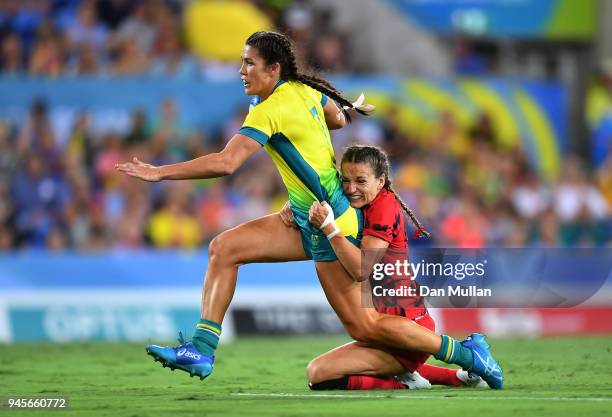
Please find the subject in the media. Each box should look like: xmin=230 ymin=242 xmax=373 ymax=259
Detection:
xmin=231 ymin=393 xmax=612 ymax=402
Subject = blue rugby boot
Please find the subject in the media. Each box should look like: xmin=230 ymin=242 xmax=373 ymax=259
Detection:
xmin=461 ymin=333 xmax=503 ymax=389
xmin=146 ymin=332 xmax=214 ymax=380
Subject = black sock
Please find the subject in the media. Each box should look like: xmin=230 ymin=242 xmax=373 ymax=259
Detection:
xmin=309 ymin=376 xmax=349 ymax=390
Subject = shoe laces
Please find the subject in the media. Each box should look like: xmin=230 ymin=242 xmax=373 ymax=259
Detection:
xmin=177 ymin=331 xmax=187 ymax=346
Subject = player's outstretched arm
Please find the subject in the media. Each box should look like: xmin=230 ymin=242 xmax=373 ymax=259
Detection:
xmin=309 ymin=202 xmax=388 ymax=281
xmin=115 ymin=134 xmax=261 ymax=181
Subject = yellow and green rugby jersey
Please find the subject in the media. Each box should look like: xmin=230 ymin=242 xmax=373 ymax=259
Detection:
xmin=238 ymin=80 xmax=349 ymax=217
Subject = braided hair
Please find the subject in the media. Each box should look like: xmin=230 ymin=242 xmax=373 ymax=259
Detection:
xmin=246 ymin=31 xmax=368 ymax=122
xmin=341 ymin=145 xmax=430 ymax=238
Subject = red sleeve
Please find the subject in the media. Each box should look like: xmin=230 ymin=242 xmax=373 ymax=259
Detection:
xmin=363 ymin=192 xmax=401 ymax=243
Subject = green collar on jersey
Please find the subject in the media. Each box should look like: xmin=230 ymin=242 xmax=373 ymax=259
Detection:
xmin=272 ymin=79 xmax=286 ymax=93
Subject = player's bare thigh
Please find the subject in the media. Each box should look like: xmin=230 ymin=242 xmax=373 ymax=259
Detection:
xmin=209 ymin=212 xmax=309 ymax=265
xmin=307 ymin=341 xmax=405 ymax=384
xmin=314 ymin=261 xmax=378 ymax=336
xmin=202 ymin=213 xmax=309 ymax=322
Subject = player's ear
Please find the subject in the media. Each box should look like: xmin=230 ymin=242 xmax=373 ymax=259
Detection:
xmin=267 ymin=62 xmax=280 ymax=76
xmin=377 ymin=175 xmax=386 ymax=191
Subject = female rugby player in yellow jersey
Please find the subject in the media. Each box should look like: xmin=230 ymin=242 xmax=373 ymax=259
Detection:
xmin=115 ymin=31 xmax=502 ymax=389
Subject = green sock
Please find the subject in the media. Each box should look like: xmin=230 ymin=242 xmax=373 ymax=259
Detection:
xmin=191 ymin=319 xmax=221 ymax=356
xmin=434 ymin=334 xmax=473 ymax=369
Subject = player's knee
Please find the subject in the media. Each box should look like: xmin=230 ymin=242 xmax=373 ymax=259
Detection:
xmin=208 ymin=231 xmax=236 ymax=263
xmin=306 ymin=358 xmax=325 ymax=384
xmin=307 ymin=360 xmax=350 ymax=390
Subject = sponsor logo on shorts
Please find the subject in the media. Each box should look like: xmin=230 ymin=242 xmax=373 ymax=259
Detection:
xmin=311 ymin=234 xmax=320 ymax=246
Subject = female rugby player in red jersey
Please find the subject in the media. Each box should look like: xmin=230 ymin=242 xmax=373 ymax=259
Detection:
xmin=282 ymin=145 xmax=488 ymax=390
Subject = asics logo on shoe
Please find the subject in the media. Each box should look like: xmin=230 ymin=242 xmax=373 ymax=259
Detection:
xmin=176 ymin=347 xmax=201 ymax=360
xmin=184 ymin=351 xmax=201 ymax=360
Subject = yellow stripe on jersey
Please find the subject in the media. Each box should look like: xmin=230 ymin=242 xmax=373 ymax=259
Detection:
xmin=335 ymin=204 xmax=360 ymax=240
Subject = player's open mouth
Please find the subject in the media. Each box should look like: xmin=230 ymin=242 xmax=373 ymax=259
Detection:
xmin=349 ymin=195 xmax=362 ymax=201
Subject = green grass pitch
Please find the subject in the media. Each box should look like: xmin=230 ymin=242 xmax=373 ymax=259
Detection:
xmin=1 ymin=336 xmax=611 ymax=417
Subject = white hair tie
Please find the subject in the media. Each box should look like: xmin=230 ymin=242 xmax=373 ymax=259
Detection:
xmin=343 ymin=92 xmax=376 ymax=113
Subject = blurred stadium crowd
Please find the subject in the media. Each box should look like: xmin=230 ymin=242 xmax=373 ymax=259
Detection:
xmin=0 ymin=0 xmax=610 ymax=251
xmin=0 ymin=0 xmax=348 ymax=77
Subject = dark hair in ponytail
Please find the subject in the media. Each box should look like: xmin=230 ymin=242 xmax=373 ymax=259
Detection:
xmin=246 ymin=31 xmax=368 ymax=122
xmin=341 ymin=145 xmax=430 ymax=238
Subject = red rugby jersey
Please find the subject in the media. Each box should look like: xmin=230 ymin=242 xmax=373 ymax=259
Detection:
xmin=363 ymin=188 xmax=426 ymax=319
xmin=363 ymin=188 xmax=407 ymax=249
